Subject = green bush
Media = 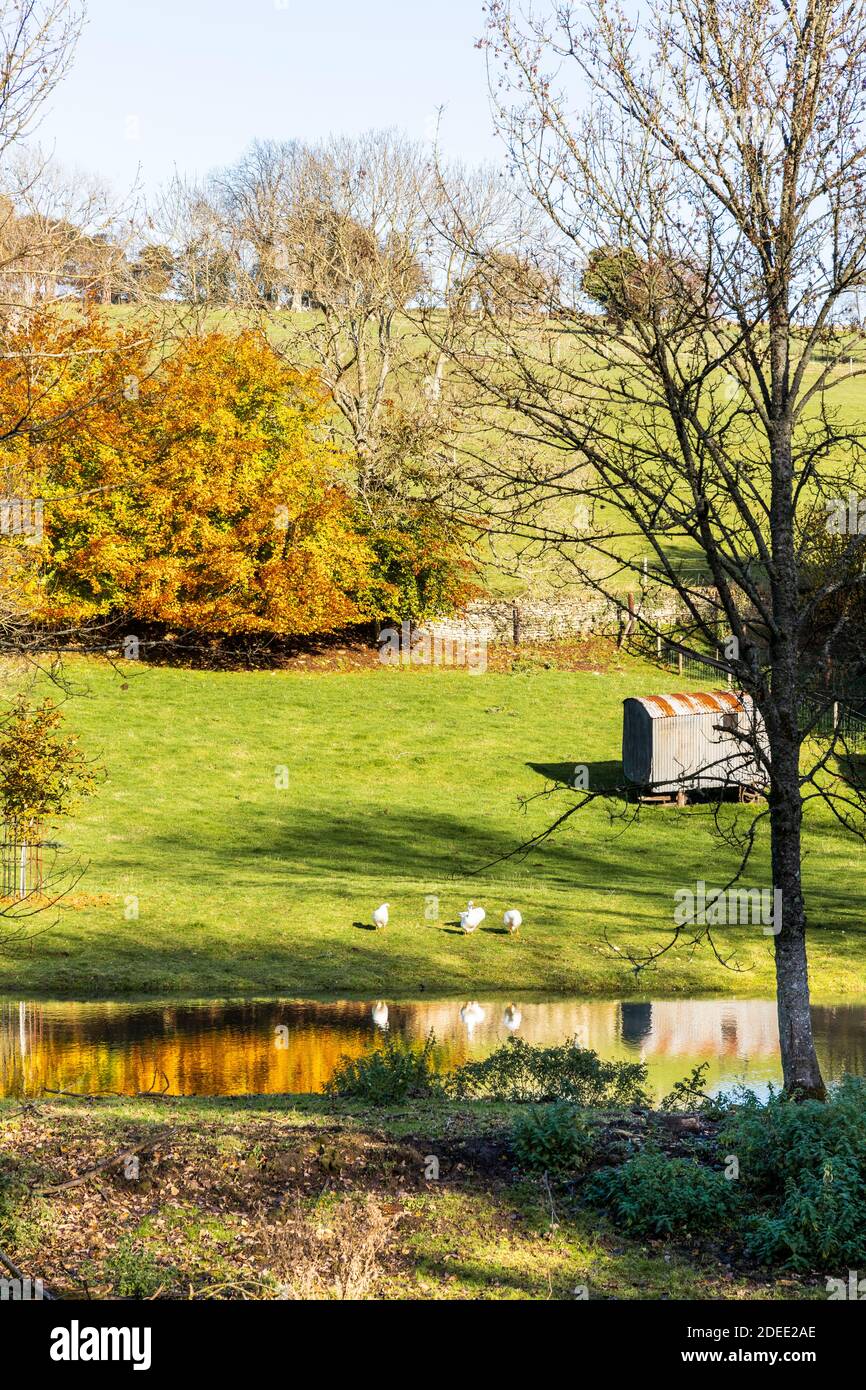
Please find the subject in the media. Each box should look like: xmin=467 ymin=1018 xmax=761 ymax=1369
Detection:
xmin=324 ymin=1031 xmax=442 ymax=1106
xmin=585 ymin=1151 xmax=738 ymax=1239
xmin=0 ymin=1161 xmax=28 ymax=1249
xmin=511 ymin=1103 xmax=596 ymax=1176
xmin=104 ymin=1239 xmax=168 ymax=1299
xmin=447 ymin=1037 xmax=648 ymax=1107
xmin=585 ymin=1078 xmax=866 ymax=1268
xmin=745 ymin=1158 xmax=866 ymax=1268
xmin=720 ymin=1076 xmax=866 ymax=1268
xmin=364 ymin=510 xmax=476 ymax=624
xmin=720 ymin=1077 xmax=866 ymax=1195
xmin=660 ymin=1062 xmax=715 ymax=1114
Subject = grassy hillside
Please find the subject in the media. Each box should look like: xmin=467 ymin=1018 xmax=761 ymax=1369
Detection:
xmin=101 ymin=306 xmax=866 ymax=596
xmin=1 ymin=646 xmax=863 ymax=999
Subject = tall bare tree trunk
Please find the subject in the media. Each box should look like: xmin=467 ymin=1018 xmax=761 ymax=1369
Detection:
xmin=769 ymin=742 xmax=825 ymax=1098
xmin=768 ymin=385 xmax=825 ymax=1098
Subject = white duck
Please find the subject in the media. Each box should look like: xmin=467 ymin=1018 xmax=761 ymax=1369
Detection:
xmin=372 ymin=903 xmax=389 ymax=931
xmin=503 ymin=909 xmax=522 ymax=935
xmin=460 ymin=1000 xmax=486 ymax=1035
xmin=459 ymin=901 xmax=486 ymax=933
xmin=372 ymin=1001 xmax=389 ymax=1031
xmin=503 ymin=1003 xmax=523 ymax=1032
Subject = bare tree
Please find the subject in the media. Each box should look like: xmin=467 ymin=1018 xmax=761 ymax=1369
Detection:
xmin=211 ymin=138 xmax=306 ymax=306
xmin=425 ymin=0 xmax=866 ymax=1098
xmin=0 ymin=149 xmax=139 ymax=320
xmin=207 ymin=130 xmax=459 ymax=513
xmin=283 ymin=132 xmax=431 ymax=501
xmin=0 ymin=0 xmax=81 ymax=157
xmin=154 ymin=175 xmax=237 ymax=309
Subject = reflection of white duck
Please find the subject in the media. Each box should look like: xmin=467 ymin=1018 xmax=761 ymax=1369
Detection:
xmin=503 ymin=1003 xmax=522 ymax=1032
xmin=460 ymin=1000 xmax=486 ymax=1035
xmin=372 ymin=1001 xmax=389 ymax=1030
xmin=460 ymin=901 xmax=486 ymax=933
xmin=372 ymin=903 xmax=389 ymax=931
xmin=503 ymin=909 xmax=522 ymax=935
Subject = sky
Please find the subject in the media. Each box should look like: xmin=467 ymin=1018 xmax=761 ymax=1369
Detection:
xmin=33 ymin=0 xmax=503 ymax=200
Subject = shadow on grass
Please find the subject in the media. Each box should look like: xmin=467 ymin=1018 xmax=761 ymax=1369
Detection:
xmin=411 ymin=1253 xmax=564 ymax=1298
xmin=103 ymin=797 xmax=772 ymax=906
xmin=527 ymin=759 xmax=623 ymax=790
xmin=836 ymin=753 xmax=866 ymax=790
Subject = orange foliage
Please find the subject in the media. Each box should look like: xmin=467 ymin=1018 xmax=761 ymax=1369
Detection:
xmin=1 ymin=319 xmax=379 ymax=635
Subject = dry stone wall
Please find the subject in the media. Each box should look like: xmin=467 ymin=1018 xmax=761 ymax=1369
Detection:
xmin=419 ymin=588 xmax=720 ymax=644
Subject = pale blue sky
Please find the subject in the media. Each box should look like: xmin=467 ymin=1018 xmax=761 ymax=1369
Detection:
xmin=34 ymin=0 xmax=501 ymax=197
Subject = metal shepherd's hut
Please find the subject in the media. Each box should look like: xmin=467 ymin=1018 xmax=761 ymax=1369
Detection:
xmin=622 ymin=691 xmax=767 ymax=803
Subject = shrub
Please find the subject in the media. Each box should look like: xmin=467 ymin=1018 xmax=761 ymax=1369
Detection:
xmin=585 ymin=1151 xmax=738 ymax=1239
xmin=0 ymin=697 xmax=99 ymax=838
xmin=585 ymin=1078 xmax=866 ymax=1267
xmin=324 ymin=1031 xmax=442 ymax=1106
xmin=720 ymin=1077 xmax=866 ymax=1195
xmin=720 ymin=1076 xmax=866 ymax=1268
xmin=363 ymin=509 xmax=477 ymax=625
xmin=660 ymin=1062 xmax=714 ymax=1114
xmin=0 ymin=1161 xmax=34 ymax=1251
xmin=745 ymin=1158 xmax=866 ymax=1268
xmin=447 ymin=1037 xmax=648 ymax=1107
xmin=511 ymin=1103 xmax=596 ymax=1176
xmin=104 ymin=1239 xmax=168 ymax=1299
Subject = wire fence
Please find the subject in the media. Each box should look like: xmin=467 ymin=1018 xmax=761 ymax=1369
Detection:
xmin=656 ymin=639 xmax=866 ymax=751
xmin=657 ymin=638 xmax=732 ymax=686
xmin=799 ymin=695 xmax=866 ymax=751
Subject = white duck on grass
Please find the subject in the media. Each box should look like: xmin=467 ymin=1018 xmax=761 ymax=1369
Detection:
xmin=372 ymin=903 xmax=390 ymax=931
xmin=459 ymin=901 xmax=486 ymax=933
xmin=503 ymin=909 xmax=522 ymax=935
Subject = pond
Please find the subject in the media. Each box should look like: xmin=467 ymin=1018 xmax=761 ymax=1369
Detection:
xmin=1 ymin=995 xmax=865 ymax=1101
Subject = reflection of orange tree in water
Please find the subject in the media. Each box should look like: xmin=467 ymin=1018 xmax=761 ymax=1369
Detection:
xmin=4 ymin=997 xmax=857 ymax=1102
xmin=2 ymin=1001 xmax=448 ymax=1098
xmin=0 ymin=697 xmax=99 ymax=936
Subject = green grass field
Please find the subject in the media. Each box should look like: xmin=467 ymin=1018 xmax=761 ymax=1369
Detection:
xmin=2 ymin=647 xmax=864 ymax=1000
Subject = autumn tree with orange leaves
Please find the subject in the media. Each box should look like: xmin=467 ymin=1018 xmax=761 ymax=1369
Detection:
xmin=0 ymin=322 xmax=472 ymax=639
xmin=21 ymin=329 xmax=377 ymax=636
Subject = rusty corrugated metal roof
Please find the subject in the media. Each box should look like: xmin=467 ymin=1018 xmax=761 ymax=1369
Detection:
xmin=630 ymin=690 xmax=747 ymax=720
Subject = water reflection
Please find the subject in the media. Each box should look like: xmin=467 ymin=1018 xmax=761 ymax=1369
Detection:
xmin=1 ymin=996 xmax=865 ymax=1101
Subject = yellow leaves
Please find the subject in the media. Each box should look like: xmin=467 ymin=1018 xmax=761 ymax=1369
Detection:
xmin=0 ymin=696 xmax=100 ymax=832
xmin=3 ymin=322 xmax=377 ymax=636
